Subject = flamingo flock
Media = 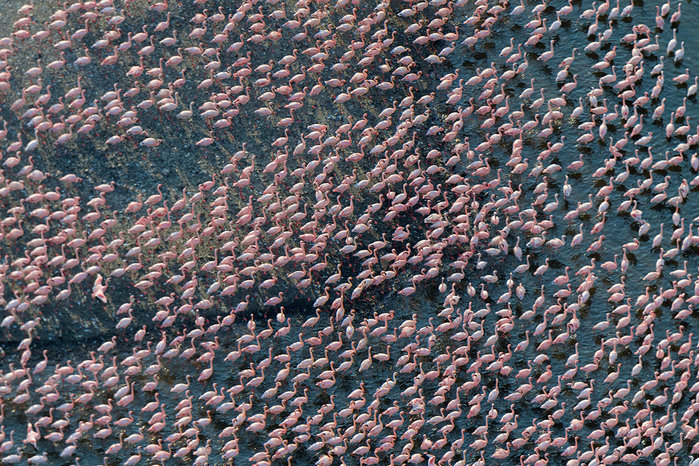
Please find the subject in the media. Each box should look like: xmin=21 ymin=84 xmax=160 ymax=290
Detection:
xmin=0 ymin=0 xmax=698 ymax=465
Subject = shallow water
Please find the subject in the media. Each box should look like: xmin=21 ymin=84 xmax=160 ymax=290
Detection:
xmin=1 ymin=0 xmax=699 ymax=465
